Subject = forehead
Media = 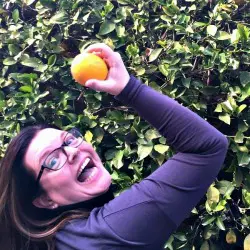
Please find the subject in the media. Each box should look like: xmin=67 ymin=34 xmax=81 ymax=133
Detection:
xmin=23 ymin=128 xmax=64 ymax=173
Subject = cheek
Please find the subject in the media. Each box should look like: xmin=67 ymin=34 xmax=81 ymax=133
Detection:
xmin=46 ymin=166 xmax=74 ymax=190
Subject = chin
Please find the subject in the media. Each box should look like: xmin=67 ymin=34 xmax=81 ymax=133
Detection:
xmin=100 ymin=175 xmax=112 ymax=193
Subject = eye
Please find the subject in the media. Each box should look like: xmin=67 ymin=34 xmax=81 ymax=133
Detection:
xmin=65 ymin=135 xmax=78 ymax=146
xmin=48 ymin=157 xmax=59 ymax=169
xmin=45 ymin=150 xmax=61 ymax=169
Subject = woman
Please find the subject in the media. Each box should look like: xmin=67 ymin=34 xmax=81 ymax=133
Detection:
xmin=0 ymin=43 xmax=228 ymax=250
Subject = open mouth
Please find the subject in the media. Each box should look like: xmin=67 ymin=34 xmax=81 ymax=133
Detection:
xmin=77 ymin=158 xmax=98 ymax=183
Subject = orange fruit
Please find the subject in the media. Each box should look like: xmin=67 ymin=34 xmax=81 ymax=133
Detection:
xmin=71 ymin=53 xmax=108 ymax=85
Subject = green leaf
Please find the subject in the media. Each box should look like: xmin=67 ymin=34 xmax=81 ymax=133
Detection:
xmin=24 ymin=0 xmax=36 ymax=5
xmin=145 ymin=129 xmax=160 ymax=141
xmin=215 ymin=104 xmax=222 ymax=112
xmin=149 ymin=48 xmax=162 ymax=62
xmin=99 ymin=20 xmax=116 ymax=35
xmin=116 ymin=25 xmax=126 ymax=37
xmin=193 ymin=22 xmax=207 ymax=28
xmin=48 ymin=54 xmax=57 ymax=66
xmin=113 ymin=150 xmax=124 ymax=169
xmin=137 ymin=145 xmax=153 ymax=161
xmin=8 ymin=44 xmax=21 ymax=56
xmin=104 ymin=0 xmax=114 ymax=14
xmin=0 ymin=91 xmax=5 ymax=101
xmin=216 ymin=31 xmax=231 ymax=40
xmin=202 ymin=216 xmax=216 ymax=226
xmin=49 ymin=11 xmax=68 ymax=24
xmin=207 ymin=25 xmax=217 ymax=36
xmin=242 ymin=189 xmax=250 ymax=206
xmin=207 ymin=186 xmax=220 ymax=203
xmin=237 ymin=152 xmax=250 ymax=166
xmin=154 ymin=144 xmax=169 ymax=154
xmin=219 ymin=113 xmax=231 ymax=125
xmin=235 ymin=168 xmax=243 ymax=187
xmin=128 ymin=163 xmax=142 ymax=178
xmin=3 ymin=57 xmax=16 ymax=66
xmin=231 ymin=29 xmax=240 ymax=44
xmin=186 ymin=26 xmax=194 ymax=33
xmin=105 ymin=149 xmax=117 ymax=160
xmin=21 ymin=57 xmax=43 ymax=68
xmin=93 ymin=127 xmax=104 ymax=144
xmin=9 ymin=73 xmax=38 ymax=84
xmin=216 ymin=217 xmax=225 ymax=231
xmin=240 ymin=71 xmax=250 ymax=87
xmin=164 ymin=235 xmax=174 ymax=250
xmin=182 ymin=77 xmax=191 ymax=88
xmin=221 ymin=100 xmax=233 ymax=112
xmin=19 ymin=85 xmax=33 ymax=93
xmin=126 ymin=44 xmax=139 ymax=57
xmin=238 ymin=120 xmax=249 ymax=132
xmin=0 ymin=91 xmax=5 ymax=111
xmin=215 ymin=200 xmax=227 ymax=212
xmin=159 ymin=64 xmax=169 ymax=77
xmin=84 ymin=130 xmax=93 ymax=143
xmin=173 ymin=232 xmax=187 ymax=241
xmin=236 ymin=104 xmax=247 ymax=114
xmin=217 ymin=180 xmax=234 ymax=196
xmin=237 ymin=24 xmax=249 ymax=43
xmin=235 ymin=131 xmax=244 ymax=143
xmin=12 ymin=9 xmax=19 ymax=23
xmin=135 ymin=67 xmax=145 ymax=76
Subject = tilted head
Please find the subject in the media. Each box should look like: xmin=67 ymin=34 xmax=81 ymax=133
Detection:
xmin=24 ymin=126 xmax=112 ymax=208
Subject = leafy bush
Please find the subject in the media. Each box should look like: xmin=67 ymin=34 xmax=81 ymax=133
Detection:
xmin=1 ymin=0 xmax=250 ymax=249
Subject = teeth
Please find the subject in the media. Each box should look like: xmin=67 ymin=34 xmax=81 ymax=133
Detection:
xmin=78 ymin=158 xmax=90 ymax=178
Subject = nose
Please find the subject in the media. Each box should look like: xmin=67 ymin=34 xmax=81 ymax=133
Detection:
xmin=63 ymin=146 xmax=79 ymax=163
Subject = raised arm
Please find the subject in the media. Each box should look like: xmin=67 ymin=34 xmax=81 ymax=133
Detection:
xmin=114 ymin=75 xmax=228 ymax=225
xmin=116 ymin=75 xmax=227 ymax=154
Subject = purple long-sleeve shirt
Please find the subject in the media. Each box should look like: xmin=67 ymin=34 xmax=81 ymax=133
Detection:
xmin=55 ymin=76 xmax=228 ymax=250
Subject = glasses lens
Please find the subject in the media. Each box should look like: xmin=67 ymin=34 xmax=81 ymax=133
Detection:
xmin=64 ymin=128 xmax=83 ymax=148
xmin=44 ymin=148 xmax=67 ymax=170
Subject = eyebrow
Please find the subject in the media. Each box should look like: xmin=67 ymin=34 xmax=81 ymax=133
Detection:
xmin=37 ymin=131 xmax=67 ymax=168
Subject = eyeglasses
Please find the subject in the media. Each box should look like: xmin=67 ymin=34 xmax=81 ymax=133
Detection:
xmin=35 ymin=128 xmax=84 ymax=188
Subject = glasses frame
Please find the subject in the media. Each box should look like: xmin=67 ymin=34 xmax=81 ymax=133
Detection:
xmin=35 ymin=128 xmax=83 ymax=190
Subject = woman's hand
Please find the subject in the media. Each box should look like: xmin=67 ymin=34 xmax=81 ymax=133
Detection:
xmin=84 ymin=43 xmax=130 ymax=96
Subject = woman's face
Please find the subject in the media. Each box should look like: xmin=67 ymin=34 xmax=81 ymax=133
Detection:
xmin=24 ymin=128 xmax=112 ymax=207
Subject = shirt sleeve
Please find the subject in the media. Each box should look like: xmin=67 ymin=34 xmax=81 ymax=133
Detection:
xmin=56 ymin=76 xmax=228 ymax=249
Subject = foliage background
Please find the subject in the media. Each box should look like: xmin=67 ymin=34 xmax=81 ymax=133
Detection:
xmin=1 ymin=0 xmax=250 ymax=249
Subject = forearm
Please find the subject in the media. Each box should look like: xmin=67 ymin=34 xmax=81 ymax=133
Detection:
xmin=116 ymin=76 xmax=228 ymax=153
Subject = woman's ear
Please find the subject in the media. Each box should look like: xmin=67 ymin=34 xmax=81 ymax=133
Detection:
xmin=32 ymin=193 xmax=58 ymax=209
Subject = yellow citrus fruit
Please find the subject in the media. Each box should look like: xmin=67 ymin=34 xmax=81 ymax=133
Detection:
xmin=71 ymin=53 xmax=108 ymax=85
xmin=244 ymin=233 xmax=250 ymax=250
xmin=226 ymin=229 xmax=237 ymax=244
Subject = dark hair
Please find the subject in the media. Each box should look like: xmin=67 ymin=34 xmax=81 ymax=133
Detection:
xmin=0 ymin=124 xmax=114 ymax=250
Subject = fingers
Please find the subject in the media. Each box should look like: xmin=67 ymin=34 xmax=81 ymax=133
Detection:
xmin=85 ymin=43 xmax=114 ymax=59
xmin=85 ymin=79 xmax=112 ymax=93
xmin=85 ymin=78 xmax=120 ymax=95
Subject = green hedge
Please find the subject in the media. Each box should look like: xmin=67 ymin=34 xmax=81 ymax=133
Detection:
xmin=1 ymin=0 xmax=250 ymax=249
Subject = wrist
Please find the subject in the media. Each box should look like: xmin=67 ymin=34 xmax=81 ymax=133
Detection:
xmin=115 ymin=75 xmax=141 ymax=102
xmin=114 ymin=71 xmax=130 ymax=96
